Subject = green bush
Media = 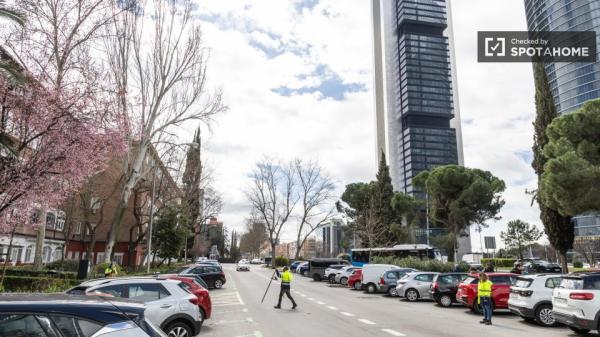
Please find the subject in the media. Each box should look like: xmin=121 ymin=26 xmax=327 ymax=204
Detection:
xmin=573 ymin=260 xmax=583 ymax=268
xmin=371 ymin=256 xmax=470 ymax=273
xmin=1 ymin=276 xmax=79 ymax=293
xmin=93 ymin=262 xmax=123 ymax=277
xmin=275 ymin=256 xmax=289 ymax=267
xmin=480 ymin=258 xmax=515 ymax=268
xmin=45 ymin=260 xmax=80 ymax=272
xmin=3 ymin=268 xmax=76 ymax=279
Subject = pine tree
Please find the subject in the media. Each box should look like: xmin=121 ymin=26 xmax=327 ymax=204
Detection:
xmin=372 ymin=151 xmax=395 ymax=246
xmin=183 ymin=126 xmax=204 ymax=258
xmin=531 ymin=62 xmax=573 ymax=272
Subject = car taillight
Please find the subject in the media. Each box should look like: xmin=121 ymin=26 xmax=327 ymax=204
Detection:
xmin=519 ymin=290 xmax=533 ymax=297
xmin=432 ymin=282 xmax=438 ymax=290
xmin=189 ymin=297 xmax=199 ymax=305
xmin=570 ymin=293 xmax=595 ymax=301
xmin=379 ymin=277 xmax=385 ymax=285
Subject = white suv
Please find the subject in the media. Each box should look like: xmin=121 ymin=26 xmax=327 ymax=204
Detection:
xmin=508 ymin=274 xmax=562 ymax=327
xmin=553 ymin=273 xmax=600 ymax=335
xmin=67 ymin=278 xmax=202 ymax=337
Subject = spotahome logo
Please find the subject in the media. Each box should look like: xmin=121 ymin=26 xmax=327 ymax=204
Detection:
xmin=478 ymin=31 xmax=597 ymax=63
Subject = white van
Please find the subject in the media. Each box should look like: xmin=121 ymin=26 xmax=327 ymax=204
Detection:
xmin=361 ymin=264 xmax=398 ymax=293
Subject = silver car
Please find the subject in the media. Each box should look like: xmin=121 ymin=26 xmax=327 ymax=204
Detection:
xmin=396 ymin=272 xmax=439 ymax=302
xmin=334 ymin=266 xmax=359 ymax=285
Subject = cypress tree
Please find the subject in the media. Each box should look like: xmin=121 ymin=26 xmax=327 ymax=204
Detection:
xmin=531 ymin=62 xmax=573 ymax=272
xmin=373 ymin=151 xmax=395 ymax=246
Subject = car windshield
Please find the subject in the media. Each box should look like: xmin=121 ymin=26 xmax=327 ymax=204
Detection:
xmin=463 ymin=277 xmax=478 ymax=284
xmin=560 ymin=278 xmax=584 ymax=289
xmin=514 ymin=278 xmax=533 ymax=288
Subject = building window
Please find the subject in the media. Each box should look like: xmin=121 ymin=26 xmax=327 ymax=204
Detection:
xmin=53 ymin=248 xmax=63 ymax=261
xmin=55 ymin=216 xmax=65 ymax=232
xmin=85 ymin=223 xmax=96 ymax=236
xmin=42 ymin=246 xmax=52 ymax=263
xmin=10 ymin=246 xmax=23 ymax=262
xmin=74 ymin=222 xmax=82 ymax=235
xmin=46 ymin=212 xmax=56 ymax=230
xmin=90 ymin=197 xmax=102 ymax=214
xmin=96 ymin=252 xmax=105 ymax=264
xmin=113 ymin=253 xmax=124 ymax=265
xmin=74 ymin=251 xmax=80 ymax=261
xmin=25 ymin=245 xmax=33 ymax=262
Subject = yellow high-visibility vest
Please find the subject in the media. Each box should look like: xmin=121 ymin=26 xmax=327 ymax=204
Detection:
xmin=281 ymin=270 xmax=293 ymax=284
xmin=477 ymin=280 xmax=493 ymax=303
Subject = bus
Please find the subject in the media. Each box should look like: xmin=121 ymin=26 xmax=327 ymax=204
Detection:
xmin=349 ymin=244 xmax=442 ymax=267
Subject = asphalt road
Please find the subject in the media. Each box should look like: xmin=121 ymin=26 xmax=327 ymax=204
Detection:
xmin=200 ymin=264 xmax=587 ymax=337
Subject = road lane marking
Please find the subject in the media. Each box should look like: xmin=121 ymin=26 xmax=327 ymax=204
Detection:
xmin=317 ymin=301 xmax=325 ymax=305
xmin=301 ymin=294 xmax=307 ymax=297
xmin=358 ymin=319 xmax=376 ymax=325
xmin=308 ymin=298 xmax=315 ymax=301
xmin=243 ymin=308 xmax=248 ymax=313
xmin=254 ymin=331 xmax=264 ymax=337
xmin=381 ymin=329 xmax=406 ymax=336
xmin=236 ymin=291 xmax=246 ymax=305
xmin=340 ymin=312 xmax=355 ymax=317
xmin=327 ymin=306 xmax=338 ymax=310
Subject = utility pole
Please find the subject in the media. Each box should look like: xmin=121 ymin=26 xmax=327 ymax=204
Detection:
xmin=425 ymin=193 xmax=430 ymax=246
xmin=146 ymin=168 xmax=156 ymax=274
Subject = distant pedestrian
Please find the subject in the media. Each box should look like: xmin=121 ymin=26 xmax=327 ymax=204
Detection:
xmin=104 ymin=262 xmax=118 ymax=278
xmin=478 ymin=272 xmax=494 ymax=325
xmin=274 ymin=266 xmax=297 ymax=310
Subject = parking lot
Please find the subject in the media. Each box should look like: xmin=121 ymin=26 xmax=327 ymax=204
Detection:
xmin=202 ymin=264 xmax=585 ymax=337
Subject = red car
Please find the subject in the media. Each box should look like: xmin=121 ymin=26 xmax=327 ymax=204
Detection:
xmin=163 ymin=275 xmax=212 ymax=322
xmin=456 ymin=273 xmax=517 ymax=313
xmin=348 ymin=269 xmax=363 ymax=290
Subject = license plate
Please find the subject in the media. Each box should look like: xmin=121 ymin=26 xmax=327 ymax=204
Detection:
xmin=510 ymin=293 xmax=518 ymax=299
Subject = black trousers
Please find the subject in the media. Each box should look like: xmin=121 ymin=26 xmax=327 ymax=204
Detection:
xmin=277 ymin=287 xmax=297 ymax=306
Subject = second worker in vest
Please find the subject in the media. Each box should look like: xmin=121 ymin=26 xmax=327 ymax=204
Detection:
xmin=274 ymin=266 xmax=297 ymax=309
xmin=478 ymin=272 xmax=494 ymax=325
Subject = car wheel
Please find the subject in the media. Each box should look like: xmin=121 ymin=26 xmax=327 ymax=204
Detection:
xmin=535 ymin=304 xmax=555 ymax=327
xmin=569 ymin=327 xmax=590 ymax=335
xmin=405 ymin=289 xmax=419 ymax=302
xmin=340 ymin=277 xmax=348 ymax=286
xmin=214 ymin=279 xmax=223 ymax=289
xmin=165 ymin=321 xmax=193 ymax=337
xmin=366 ymin=283 xmax=377 ymax=294
xmin=388 ymin=287 xmax=398 ymax=297
xmin=438 ymin=294 xmax=452 ymax=307
xmin=313 ymin=274 xmax=322 ymax=282
xmin=353 ymin=281 xmax=362 ymax=290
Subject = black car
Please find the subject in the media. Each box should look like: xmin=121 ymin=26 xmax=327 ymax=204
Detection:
xmin=523 ymin=261 xmax=562 ymax=274
xmin=0 ymin=293 xmax=164 ymax=337
xmin=429 ymin=272 xmax=469 ymax=307
xmin=176 ymin=263 xmax=227 ymax=289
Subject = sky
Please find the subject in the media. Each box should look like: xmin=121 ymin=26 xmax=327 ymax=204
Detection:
xmin=189 ymin=0 xmax=541 ymax=252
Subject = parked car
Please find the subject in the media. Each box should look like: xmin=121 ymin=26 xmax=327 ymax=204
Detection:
xmin=335 ymin=266 xmax=359 ymax=285
xmin=171 ymin=273 xmax=209 ymax=290
xmin=378 ymin=268 xmax=418 ymax=296
xmin=176 ymin=263 xmax=227 ymax=289
xmin=361 ymin=264 xmax=398 ymax=293
xmin=0 ymin=293 xmax=166 ymax=337
xmin=290 ymin=260 xmax=306 ymax=272
xmin=163 ymin=275 xmax=212 ymax=322
xmin=251 ymin=258 xmax=262 ymax=264
xmin=308 ymin=258 xmax=349 ymax=281
xmin=396 ymin=272 xmax=439 ymax=301
xmin=523 ymin=261 xmax=562 ymax=274
xmin=456 ymin=272 xmax=518 ymax=313
xmin=430 ymin=272 xmax=469 ymax=307
xmin=198 ymin=259 xmax=220 ymax=266
xmin=508 ymin=274 xmax=562 ymax=327
xmin=325 ymin=264 xmax=348 ymax=283
xmin=298 ymin=262 xmax=309 ymax=276
xmin=236 ymin=260 xmax=251 ymax=271
xmin=66 ymin=278 xmax=202 ymax=337
xmin=348 ymin=268 xmax=363 ymax=290
xmin=553 ymin=272 xmax=600 ymax=335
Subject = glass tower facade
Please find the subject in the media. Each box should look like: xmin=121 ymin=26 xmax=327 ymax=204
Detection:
xmin=525 ymin=0 xmax=600 ymax=114
xmin=524 ymin=0 xmax=600 ymax=252
xmin=392 ymin=0 xmax=459 ymax=195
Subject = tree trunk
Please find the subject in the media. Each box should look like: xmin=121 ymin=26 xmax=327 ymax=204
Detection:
xmin=33 ymin=213 xmax=47 ymax=271
xmin=560 ymin=252 xmax=569 ymax=273
xmin=0 ymin=226 xmax=17 ymax=288
xmin=271 ymin=241 xmax=276 ymax=269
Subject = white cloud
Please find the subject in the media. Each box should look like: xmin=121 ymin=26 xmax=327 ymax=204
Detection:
xmin=189 ymin=0 xmax=546 ymax=251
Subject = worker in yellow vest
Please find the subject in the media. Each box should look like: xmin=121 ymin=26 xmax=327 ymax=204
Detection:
xmin=478 ymin=272 xmax=493 ymax=325
xmin=274 ymin=266 xmax=297 ymax=309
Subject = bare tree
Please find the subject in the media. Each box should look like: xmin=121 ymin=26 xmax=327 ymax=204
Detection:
xmin=247 ymin=159 xmax=298 ymax=268
xmin=102 ymin=0 xmax=226 ymax=262
xmin=574 ymin=238 xmax=600 ymax=268
xmin=239 ymin=214 xmax=268 ymax=258
xmin=293 ymin=160 xmax=335 ymax=260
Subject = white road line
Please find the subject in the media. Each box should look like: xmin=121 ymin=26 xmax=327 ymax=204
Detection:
xmin=301 ymin=294 xmax=307 ymax=297
xmin=243 ymin=308 xmax=249 ymax=313
xmin=317 ymin=301 xmax=325 ymax=305
xmin=308 ymin=298 xmax=315 ymax=301
xmin=358 ymin=319 xmax=376 ymax=325
xmin=340 ymin=312 xmax=355 ymax=317
xmin=236 ymin=291 xmax=246 ymax=305
xmin=327 ymin=306 xmax=338 ymax=310
xmin=381 ymin=329 xmax=406 ymax=336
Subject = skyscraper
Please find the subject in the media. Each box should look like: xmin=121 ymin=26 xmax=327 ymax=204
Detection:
xmin=524 ymin=0 xmax=600 ymax=257
xmin=524 ymin=0 xmax=600 ymax=114
xmin=372 ymin=0 xmax=464 ymax=196
xmin=371 ymin=0 xmax=469 ymax=258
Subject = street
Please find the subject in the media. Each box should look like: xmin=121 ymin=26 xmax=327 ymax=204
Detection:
xmin=201 ymin=265 xmax=580 ymax=337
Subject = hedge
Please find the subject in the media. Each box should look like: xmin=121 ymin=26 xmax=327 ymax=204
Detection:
xmin=480 ymin=258 xmax=515 ymax=268
xmin=2 ymin=268 xmax=77 ymax=279
xmin=372 ymin=256 xmax=470 ymax=273
xmin=1 ymin=276 xmax=80 ymax=293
